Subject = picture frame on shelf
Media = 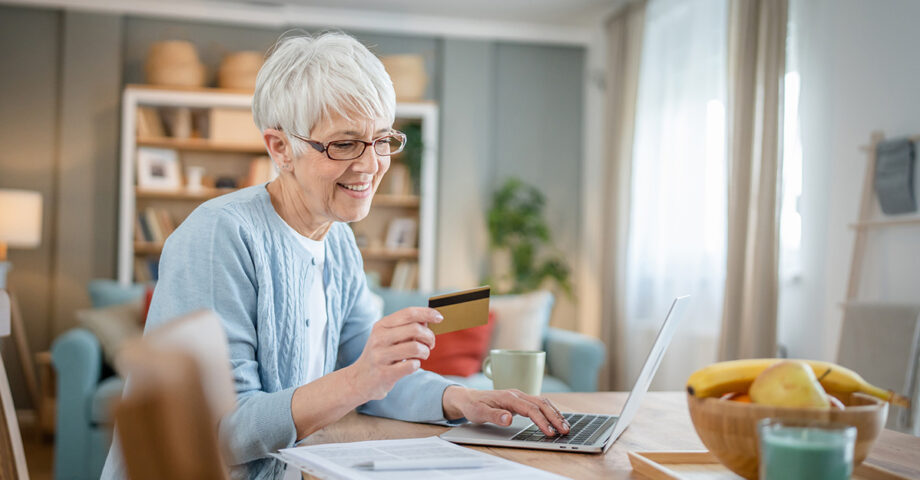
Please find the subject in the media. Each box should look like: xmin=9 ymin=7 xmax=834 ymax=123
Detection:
xmin=137 ymin=147 xmax=181 ymax=190
xmin=385 ymin=217 xmax=417 ymax=249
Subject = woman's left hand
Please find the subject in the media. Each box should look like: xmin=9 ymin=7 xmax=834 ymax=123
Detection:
xmin=441 ymin=386 xmax=570 ymax=437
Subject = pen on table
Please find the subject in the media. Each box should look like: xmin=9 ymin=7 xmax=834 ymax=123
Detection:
xmin=351 ymin=458 xmax=486 ymax=471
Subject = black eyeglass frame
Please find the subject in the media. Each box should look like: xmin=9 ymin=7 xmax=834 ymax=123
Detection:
xmin=287 ymin=130 xmax=407 ymax=161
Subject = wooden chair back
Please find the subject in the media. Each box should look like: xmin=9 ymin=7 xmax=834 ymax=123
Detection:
xmin=0 ymin=289 xmax=29 ymax=480
xmin=114 ymin=309 xmax=235 ymax=480
xmin=115 ymin=349 xmax=228 ymax=480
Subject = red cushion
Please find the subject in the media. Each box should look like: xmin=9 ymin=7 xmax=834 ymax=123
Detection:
xmin=420 ymin=311 xmax=495 ymax=377
xmin=140 ymin=285 xmax=155 ymax=327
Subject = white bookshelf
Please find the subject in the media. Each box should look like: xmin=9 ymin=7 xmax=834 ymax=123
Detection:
xmin=117 ymin=85 xmax=438 ymax=290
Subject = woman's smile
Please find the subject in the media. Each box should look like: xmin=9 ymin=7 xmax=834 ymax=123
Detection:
xmin=337 ymin=181 xmax=373 ymax=198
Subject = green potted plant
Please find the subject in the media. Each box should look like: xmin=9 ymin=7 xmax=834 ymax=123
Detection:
xmin=399 ymin=121 xmax=423 ymax=194
xmin=485 ymin=178 xmax=572 ymax=296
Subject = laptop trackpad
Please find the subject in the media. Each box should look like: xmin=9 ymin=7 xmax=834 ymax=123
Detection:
xmin=441 ymin=415 xmax=533 ymax=441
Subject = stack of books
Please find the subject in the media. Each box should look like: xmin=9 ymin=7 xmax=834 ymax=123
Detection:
xmin=135 ymin=207 xmax=176 ymax=244
xmin=133 ymin=257 xmax=159 ymax=282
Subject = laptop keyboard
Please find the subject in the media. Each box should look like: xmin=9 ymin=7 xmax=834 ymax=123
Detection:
xmin=510 ymin=413 xmax=617 ymax=445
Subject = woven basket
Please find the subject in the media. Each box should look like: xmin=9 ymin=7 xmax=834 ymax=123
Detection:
xmin=145 ymin=40 xmax=206 ymax=88
xmin=380 ymin=54 xmax=427 ymax=102
xmin=218 ymin=51 xmax=264 ymax=90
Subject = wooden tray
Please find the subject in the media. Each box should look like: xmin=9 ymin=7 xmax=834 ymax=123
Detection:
xmin=627 ymin=451 xmax=911 ymax=480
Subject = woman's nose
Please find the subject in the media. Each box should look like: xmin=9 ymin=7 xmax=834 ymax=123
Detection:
xmin=351 ymin=146 xmax=380 ymax=173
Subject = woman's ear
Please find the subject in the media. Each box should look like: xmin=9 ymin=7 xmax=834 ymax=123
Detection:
xmin=263 ymin=129 xmax=293 ymax=172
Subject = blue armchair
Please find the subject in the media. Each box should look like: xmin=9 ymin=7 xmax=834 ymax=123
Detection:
xmin=51 ymin=280 xmax=140 ymax=480
xmin=51 ymin=329 xmax=124 ymax=480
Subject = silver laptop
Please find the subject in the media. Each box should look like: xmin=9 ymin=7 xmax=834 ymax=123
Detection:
xmin=440 ymin=295 xmax=689 ymax=453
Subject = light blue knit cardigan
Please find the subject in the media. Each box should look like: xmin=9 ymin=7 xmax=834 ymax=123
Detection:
xmin=101 ymin=185 xmax=457 ymax=480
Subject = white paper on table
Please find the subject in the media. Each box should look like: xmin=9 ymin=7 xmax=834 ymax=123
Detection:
xmin=274 ymin=436 xmax=571 ymax=480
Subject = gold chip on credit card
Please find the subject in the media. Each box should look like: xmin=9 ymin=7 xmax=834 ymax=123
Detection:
xmin=427 ymin=286 xmax=490 ymax=335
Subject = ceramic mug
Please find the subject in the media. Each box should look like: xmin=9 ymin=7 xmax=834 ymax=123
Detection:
xmin=482 ymin=349 xmax=545 ymax=395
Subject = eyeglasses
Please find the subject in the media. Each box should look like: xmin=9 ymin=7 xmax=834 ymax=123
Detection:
xmin=288 ymin=131 xmax=407 ymax=161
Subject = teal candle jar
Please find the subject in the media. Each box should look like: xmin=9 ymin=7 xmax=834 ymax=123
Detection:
xmin=758 ymin=419 xmax=857 ymax=480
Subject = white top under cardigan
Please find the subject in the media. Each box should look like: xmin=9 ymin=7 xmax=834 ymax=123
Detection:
xmin=291 ymin=228 xmax=327 ymax=383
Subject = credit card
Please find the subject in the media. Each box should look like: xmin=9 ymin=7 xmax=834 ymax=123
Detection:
xmin=427 ymin=286 xmax=490 ymax=335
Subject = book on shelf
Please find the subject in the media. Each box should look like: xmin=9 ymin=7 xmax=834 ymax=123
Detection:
xmin=136 ymin=214 xmax=154 ymax=243
xmin=156 ymin=208 xmax=176 ymax=234
xmin=136 ymin=106 xmax=164 ymax=138
xmin=144 ymin=207 xmax=164 ymax=243
xmin=133 ymin=258 xmax=151 ymax=282
xmin=172 ymin=107 xmax=193 ymax=139
xmin=134 ymin=216 xmax=147 ymax=243
xmin=245 ymin=156 xmax=278 ymax=186
xmin=135 ymin=208 xmax=177 ymax=243
xmin=149 ymin=257 xmax=160 ymax=281
xmin=390 ymin=260 xmax=418 ymax=291
xmin=159 ymin=106 xmax=195 ymax=139
xmin=133 ymin=257 xmax=159 ymax=282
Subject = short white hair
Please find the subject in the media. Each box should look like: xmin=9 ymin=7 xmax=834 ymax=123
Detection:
xmin=252 ymin=32 xmax=396 ymax=155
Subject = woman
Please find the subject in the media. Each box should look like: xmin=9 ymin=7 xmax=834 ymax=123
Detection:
xmin=105 ymin=32 xmax=569 ymax=480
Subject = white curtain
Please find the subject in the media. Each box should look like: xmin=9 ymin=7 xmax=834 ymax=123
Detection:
xmin=600 ymin=0 xmax=646 ymax=391
xmin=718 ymin=0 xmax=787 ymax=360
xmin=623 ymin=0 xmax=728 ymax=390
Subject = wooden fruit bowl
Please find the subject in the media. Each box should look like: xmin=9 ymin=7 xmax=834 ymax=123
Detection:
xmin=687 ymin=392 xmax=888 ymax=480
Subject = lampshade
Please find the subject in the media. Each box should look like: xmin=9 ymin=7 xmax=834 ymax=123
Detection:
xmin=0 ymin=189 xmax=43 ymax=248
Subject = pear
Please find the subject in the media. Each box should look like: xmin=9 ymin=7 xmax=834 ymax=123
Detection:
xmin=749 ymin=360 xmax=831 ymax=408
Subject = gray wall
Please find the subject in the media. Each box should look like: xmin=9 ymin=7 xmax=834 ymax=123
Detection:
xmin=438 ymin=39 xmax=496 ymax=291
xmin=54 ymin=12 xmax=123 ymax=333
xmin=0 ymin=6 xmax=62 ymax=409
xmin=0 ymin=6 xmax=123 ymax=408
xmin=0 ymin=7 xmax=585 ymax=406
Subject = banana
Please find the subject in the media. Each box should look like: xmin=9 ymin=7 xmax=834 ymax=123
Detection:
xmin=686 ymin=358 xmax=910 ymax=408
xmin=806 ymin=359 xmax=911 ymax=408
xmin=686 ymin=359 xmax=773 ymax=398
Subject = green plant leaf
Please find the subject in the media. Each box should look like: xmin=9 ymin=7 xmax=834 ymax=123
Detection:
xmin=399 ymin=122 xmax=423 ymax=194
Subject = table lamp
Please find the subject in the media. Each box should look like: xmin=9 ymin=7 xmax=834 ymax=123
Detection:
xmin=0 ymin=189 xmax=42 ymax=285
xmin=0 ymin=188 xmax=43 ymax=411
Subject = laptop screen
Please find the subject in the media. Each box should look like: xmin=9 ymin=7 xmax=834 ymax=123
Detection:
xmin=607 ymin=295 xmax=690 ymax=444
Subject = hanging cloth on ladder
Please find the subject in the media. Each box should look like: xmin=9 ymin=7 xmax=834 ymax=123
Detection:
xmin=874 ymin=137 xmax=916 ymax=214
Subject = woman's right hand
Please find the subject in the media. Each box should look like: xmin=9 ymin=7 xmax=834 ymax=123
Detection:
xmin=348 ymin=307 xmax=443 ymax=401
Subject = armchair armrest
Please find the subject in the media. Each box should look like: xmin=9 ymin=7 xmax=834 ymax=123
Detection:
xmin=51 ymin=328 xmax=104 ymax=479
xmin=543 ymin=327 xmax=605 ymax=392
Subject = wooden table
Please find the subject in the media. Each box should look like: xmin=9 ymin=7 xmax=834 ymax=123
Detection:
xmin=299 ymin=392 xmax=920 ymax=479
